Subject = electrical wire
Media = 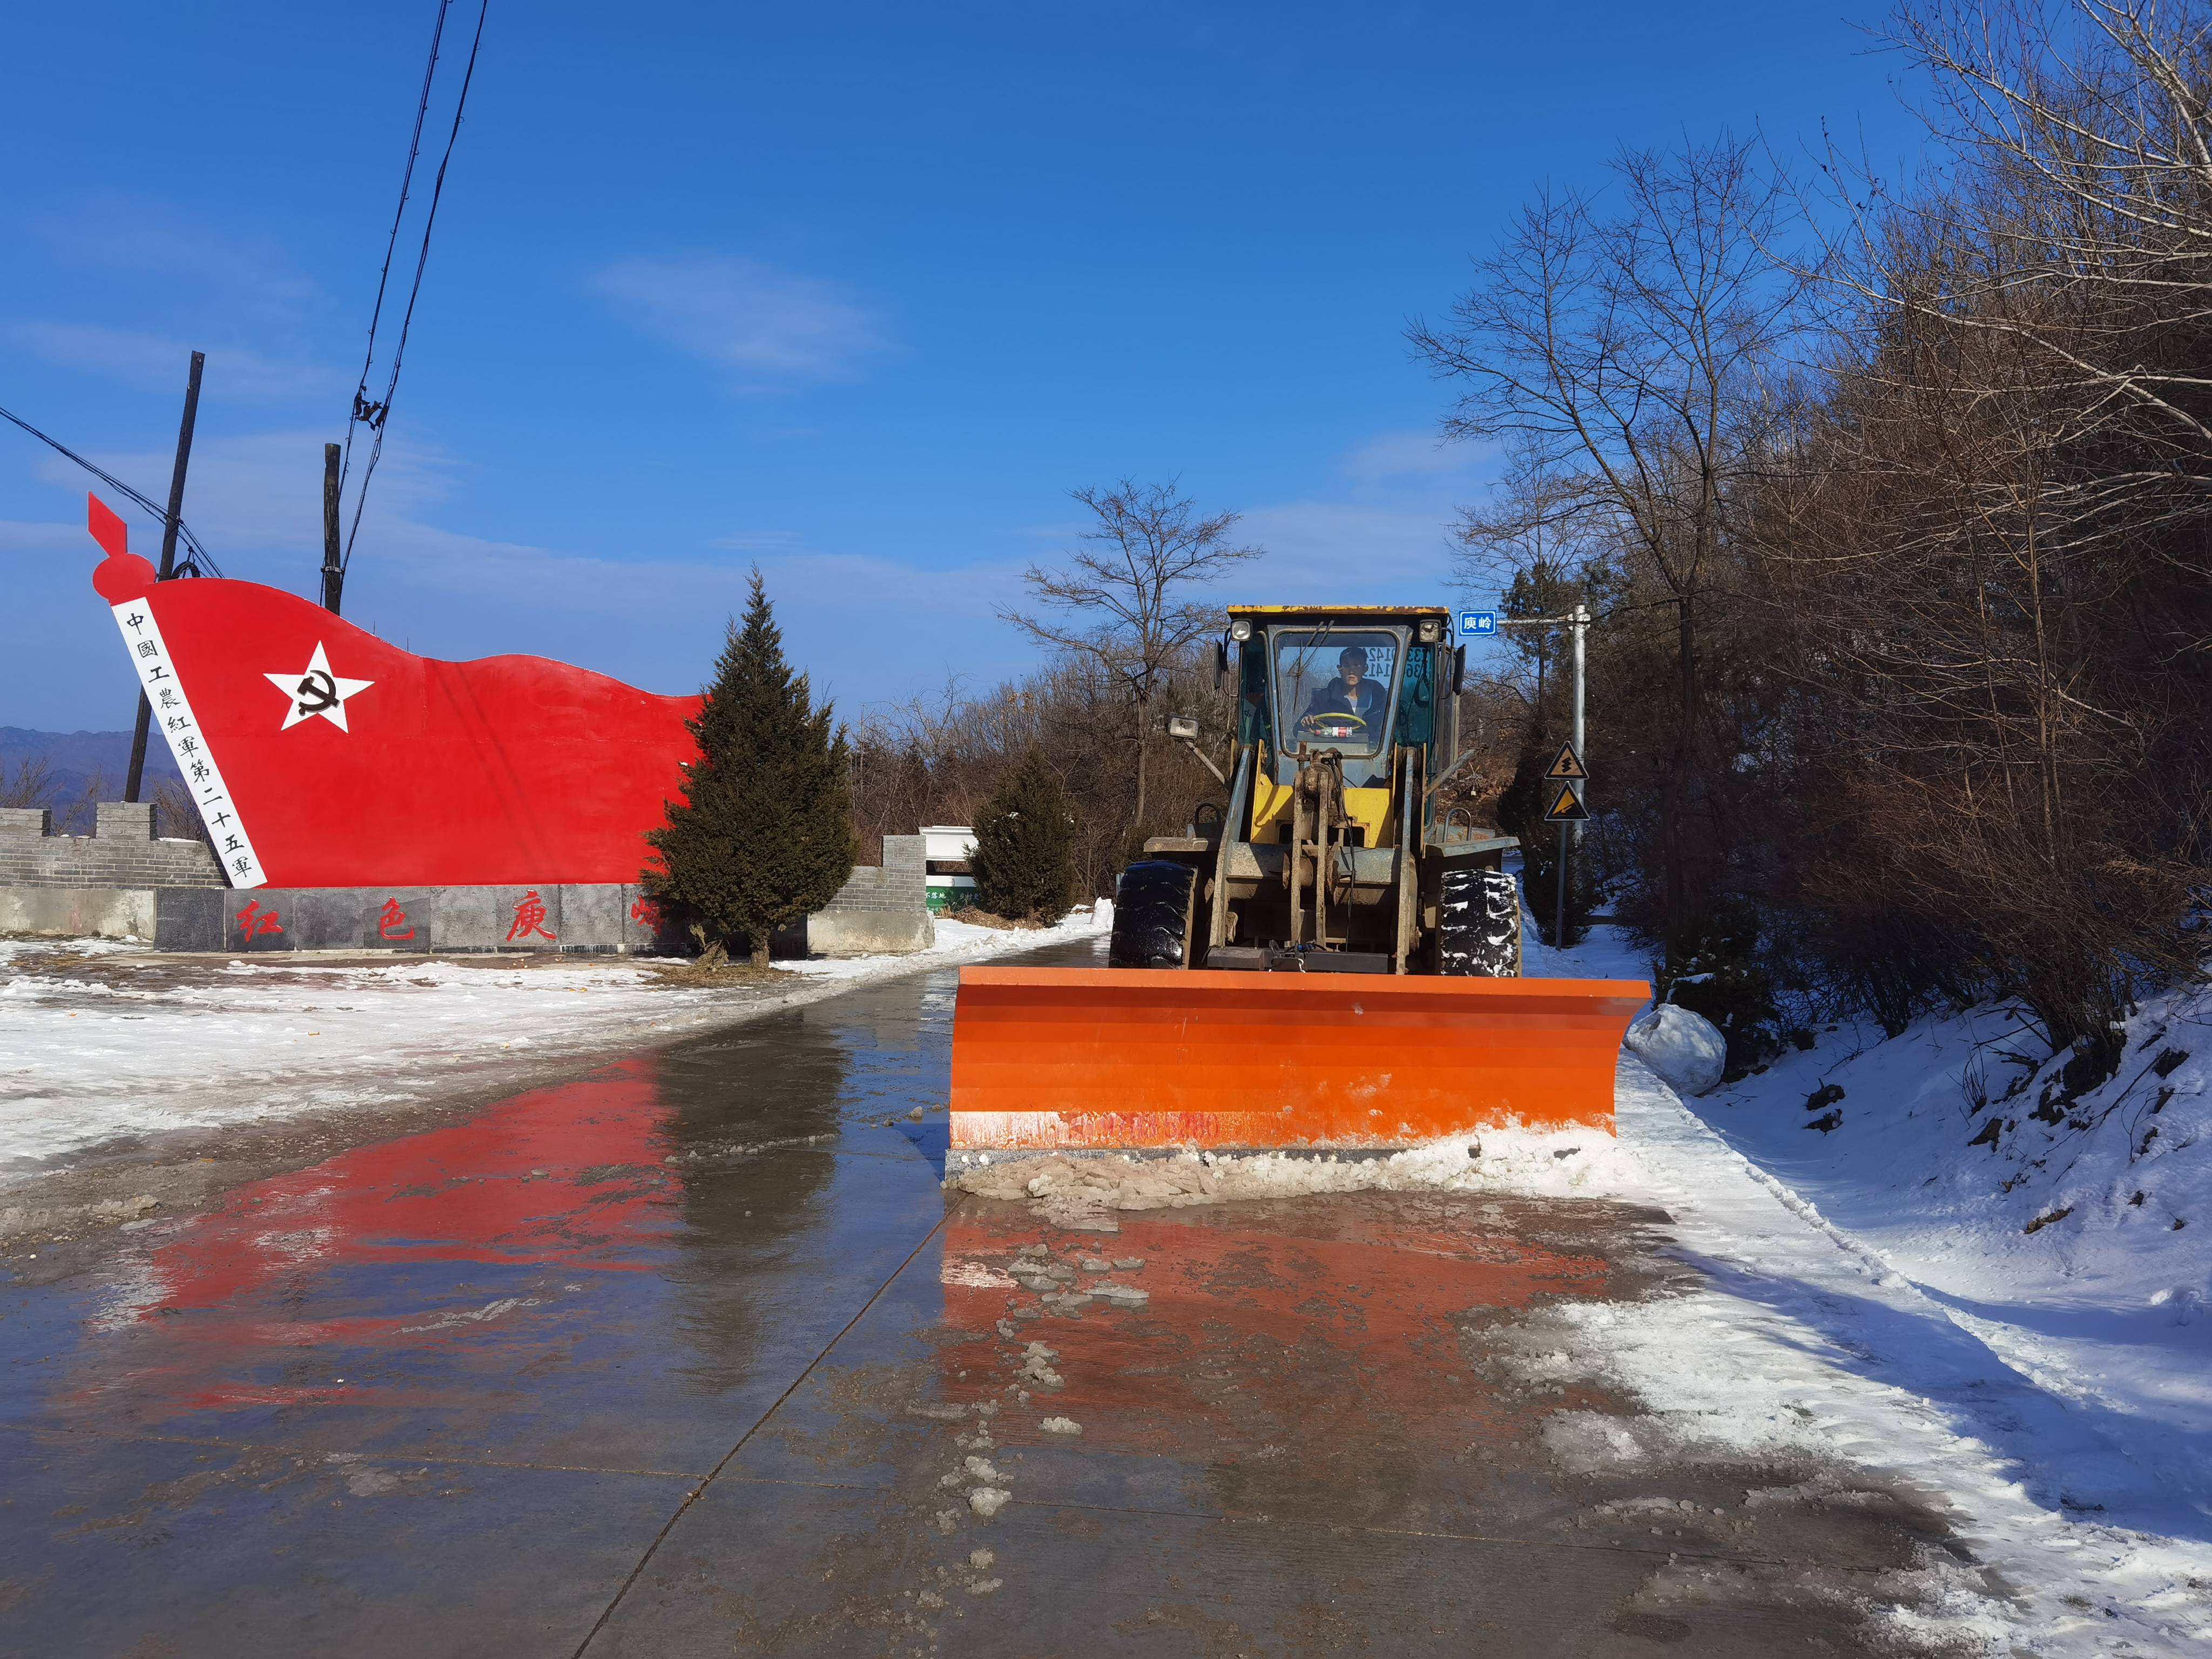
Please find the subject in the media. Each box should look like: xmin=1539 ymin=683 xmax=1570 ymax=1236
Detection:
xmin=338 ymin=0 xmax=454 ymax=492
xmin=339 ymin=0 xmax=489 ymax=578
xmin=0 ymin=401 xmax=222 ymax=577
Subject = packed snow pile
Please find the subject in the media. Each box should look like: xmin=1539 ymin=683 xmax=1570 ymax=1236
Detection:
xmin=947 ymin=1124 xmax=1637 ymax=1229
xmin=1622 ymin=1003 xmax=1726 ymax=1095
xmin=774 ymin=903 xmax=1105 ymax=979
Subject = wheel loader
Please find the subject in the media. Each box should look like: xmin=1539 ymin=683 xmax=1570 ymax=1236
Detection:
xmin=948 ymin=604 xmax=1649 ymax=1159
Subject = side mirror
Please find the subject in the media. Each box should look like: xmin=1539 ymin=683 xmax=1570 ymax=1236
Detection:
xmin=1451 ymin=645 xmax=1466 ymax=698
xmin=1165 ymin=715 xmax=1201 ymax=741
xmin=1213 ymin=639 xmax=1229 ymax=693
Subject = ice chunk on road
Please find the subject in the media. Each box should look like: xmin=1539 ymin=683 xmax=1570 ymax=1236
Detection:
xmin=968 ymin=1486 xmax=1011 ymax=1519
xmin=1623 ymin=1004 xmax=1725 ymax=1097
xmin=1040 ymin=1417 xmax=1082 ymax=1435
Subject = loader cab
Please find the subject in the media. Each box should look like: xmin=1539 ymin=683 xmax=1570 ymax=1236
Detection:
xmin=1226 ymin=606 xmax=1458 ymax=847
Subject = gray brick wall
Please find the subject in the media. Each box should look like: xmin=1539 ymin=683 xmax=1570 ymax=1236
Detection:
xmin=820 ymin=835 xmax=926 ymax=914
xmin=0 ymin=800 xmax=224 ymax=890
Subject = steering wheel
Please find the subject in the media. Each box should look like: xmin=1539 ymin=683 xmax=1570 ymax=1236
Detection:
xmin=1298 ymin=710 xmax=1368 ymax=739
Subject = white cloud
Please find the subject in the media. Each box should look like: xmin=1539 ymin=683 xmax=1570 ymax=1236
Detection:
xmin=11 ymin=323 xmax=338 ymax=403
xmin=36 ymin=206 xmax=321 ymax=315
xmin=1339 ymin=427 xmax=1481 ymax=482
xmin=44 ymin=429 xmax=459 ymax=552
xmin=0 ymin=520 xmax=83 ymax=554
xmin=709 ymin=529 xmax=808 ymax=555
xmin=587 ymin=254 xmax=886 ymax=387
xmin=1236 ymin=500 xmax=1461 ymax=602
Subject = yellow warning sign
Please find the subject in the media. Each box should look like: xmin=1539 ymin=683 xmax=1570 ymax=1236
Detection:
xmin=1543 ymin=780 xmax=1589 ymax=822
xmin=1545 ymin=741 xmax=1587 ymax=781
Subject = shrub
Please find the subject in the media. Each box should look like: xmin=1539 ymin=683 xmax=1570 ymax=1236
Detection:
xmin=645 ymin=572 xmax=856 ymax=966
xmin=969 ymin=748 xmax=1077 ymax=921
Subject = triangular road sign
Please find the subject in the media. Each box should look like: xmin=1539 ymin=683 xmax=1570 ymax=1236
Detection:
xmin=1543 ymin=780 xmax=1590 ymax=822
xmin=1545 ymin=741 xmax=1587 ymax=781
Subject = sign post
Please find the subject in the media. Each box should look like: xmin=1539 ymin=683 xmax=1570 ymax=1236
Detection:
xmin=1542 ymin=737 xmax=1590 ymax=943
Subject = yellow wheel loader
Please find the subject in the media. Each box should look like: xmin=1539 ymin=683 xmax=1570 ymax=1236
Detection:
xmin=948 ymin=604 xmax=1649 ymax=1158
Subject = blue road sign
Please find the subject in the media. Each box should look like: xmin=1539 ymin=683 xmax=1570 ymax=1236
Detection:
xmin=1459 ymin=611 xmax=1496 ymax=636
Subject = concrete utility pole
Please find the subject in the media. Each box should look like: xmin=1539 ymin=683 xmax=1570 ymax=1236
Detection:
xmin=320 ymin=443 xmax=344 ymax=615
xmin=1493 ymin=603 xmax=1592 ymax=946
xmin=123 ymin=350 xmax=206 ymax=804
xmin=1555 ymin=603 xmax=1589 ymax=946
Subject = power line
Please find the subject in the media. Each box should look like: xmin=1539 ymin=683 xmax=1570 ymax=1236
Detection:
xmin=339 ymin=0 xmax=490 ymax=579
xmin=0 ymin=401 xmax=223 ymax=577
xmin=339 ymin=0 xmax=454 ymax=486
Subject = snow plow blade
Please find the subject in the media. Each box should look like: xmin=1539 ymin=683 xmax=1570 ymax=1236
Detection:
xmin=947 ymin=967 xmax=1651 ymax=1157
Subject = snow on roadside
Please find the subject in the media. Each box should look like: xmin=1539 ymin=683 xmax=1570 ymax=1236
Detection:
xmin=1682 ymin=981 xmax=2212 ymax=1505
xmin=1525 ymin=917 xmax=2212 ymax=1650
xmin=1541 ymin=1060 xmax=2212 ymax=1655
xmin=0 ymin=905 xmax=1107 ymax=1182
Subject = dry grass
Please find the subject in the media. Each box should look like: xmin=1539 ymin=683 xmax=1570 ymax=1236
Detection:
xmin=947 ymin=909 xmax=1050 ymax=932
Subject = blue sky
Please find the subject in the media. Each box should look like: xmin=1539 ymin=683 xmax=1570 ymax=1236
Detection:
xmin=1 ymin=3 xmax=1927 ymax=733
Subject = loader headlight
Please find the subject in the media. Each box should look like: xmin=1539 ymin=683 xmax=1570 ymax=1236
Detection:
xmin=1165 ymin=715 xmax=1200 ymax=740
xmin=1228 ymin=617 xmax=1253 ymax=642
xmin=1417 ymin=617 xmax=1442 ymax=643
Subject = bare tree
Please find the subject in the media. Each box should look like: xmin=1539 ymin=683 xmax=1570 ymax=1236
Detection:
xmin=1411 ymin=136 xmax=1811 ymax=948
xmin=0 ymin=755 xmax=56 ymax=812
xmin=1848 ymin=1 xmax=2212 ymax=477
xmin=1001 ymin=480 xmax=1261 ymax=840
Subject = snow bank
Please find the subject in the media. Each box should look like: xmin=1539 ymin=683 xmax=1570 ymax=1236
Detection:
xmin=1688 ymin=974 xmax=2212 ymax=1520
xmin=772 ymin=904 xmax=1105 ymax=980
xmin=1623 ymin=1003 xmax=1725 ymax=1095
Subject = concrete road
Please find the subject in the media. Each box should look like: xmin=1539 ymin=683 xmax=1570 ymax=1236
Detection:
xmin=0 ymin=942 xmax=1969 ymax=1656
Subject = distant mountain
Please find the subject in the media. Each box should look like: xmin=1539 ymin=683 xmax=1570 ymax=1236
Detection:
xmin=0 ymin=727 xmax=183 ymax=831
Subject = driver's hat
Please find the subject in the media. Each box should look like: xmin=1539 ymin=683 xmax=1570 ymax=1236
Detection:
xmin=1338 ymin=646 xmax=1369 ymax=670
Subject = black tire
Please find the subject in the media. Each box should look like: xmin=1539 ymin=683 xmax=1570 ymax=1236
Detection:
xmin=1109 ymin=860 xmax=1198 ymax=968
xmin=1438 ymin=865 xmax=1521 ymax=976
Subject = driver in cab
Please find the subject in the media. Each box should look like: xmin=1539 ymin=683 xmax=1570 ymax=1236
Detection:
xmin=1300 ymin=645 xmax=1385 ymax=732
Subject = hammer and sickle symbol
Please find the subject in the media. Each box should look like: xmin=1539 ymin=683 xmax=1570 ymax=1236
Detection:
xmin=294 ymin=669 xmax=339 ymax=717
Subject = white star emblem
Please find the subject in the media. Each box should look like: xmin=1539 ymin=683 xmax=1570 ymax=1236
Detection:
xmin=264 ymin=642 xmax=374 ymax=732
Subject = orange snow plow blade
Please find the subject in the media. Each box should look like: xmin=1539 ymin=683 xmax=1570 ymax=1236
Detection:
xmin=948 ymin=967 xmax=1651 ymax=1155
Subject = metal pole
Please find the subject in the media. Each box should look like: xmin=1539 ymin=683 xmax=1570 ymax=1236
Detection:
xmin=321 ymin=442 xmax=344 ymax=613
xmin=1562 ymin=603 xmax=1588 ymax=943
xmin=124 ymin=350 xmax=206 ymax=804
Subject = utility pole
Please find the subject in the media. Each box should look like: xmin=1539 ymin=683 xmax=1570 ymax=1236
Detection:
xmin=123 ymin=350 xmax=206 ymax=804
xmin=320 ymin=442 xmax=343 ymax=614
xmin=1555 ymin=603 xmax=1589 ymax=947
xmin=1492 ymin=603 xmax=1593 ymax=947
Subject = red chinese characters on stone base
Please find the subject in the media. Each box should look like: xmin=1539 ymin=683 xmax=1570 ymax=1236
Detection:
xmin=507 ymin=891 xmax=556 ymax=943
xmin=376 ymin=899 xmax=415 ymax=942
xmin=234 ymin=900 xmax=282 ymax=940
xmin=89 ymin=507 xmax=704 ymax=889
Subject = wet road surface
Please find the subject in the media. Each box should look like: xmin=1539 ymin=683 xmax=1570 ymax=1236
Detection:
xmin=0 ymin=942 xmax=1972 ymax=1655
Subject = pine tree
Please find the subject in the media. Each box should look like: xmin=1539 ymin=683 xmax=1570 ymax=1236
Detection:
xmin=969 ymin=747 xmax=1078 ymax=921
xmin=645 ymin=572 xmax=857 ymax=967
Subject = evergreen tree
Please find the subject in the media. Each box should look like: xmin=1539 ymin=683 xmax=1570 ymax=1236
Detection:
xmin=645 ymin=572 xmax=857 ymax=967
xmin=969 ymin=747 xmax=1077 ymax=921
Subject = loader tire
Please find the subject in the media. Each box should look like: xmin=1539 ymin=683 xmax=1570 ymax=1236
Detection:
xmin=1438 ymin=865 xmax=1521 ymax=977
xmin=1110 ymin=860 xmax=1198 ymax=968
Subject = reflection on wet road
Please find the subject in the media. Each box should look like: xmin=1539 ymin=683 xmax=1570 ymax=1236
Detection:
xmin=0 ymin=943 xmax=1961 ymax=1656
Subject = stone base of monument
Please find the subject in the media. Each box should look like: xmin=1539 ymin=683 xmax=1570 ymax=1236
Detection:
xmin=4 ymin=835 xmax=937 ymax=957
xmin=131 ymin=881 xmax=937 ymax=957
xmin=149 ymin=884 xmax=669 ymax=954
